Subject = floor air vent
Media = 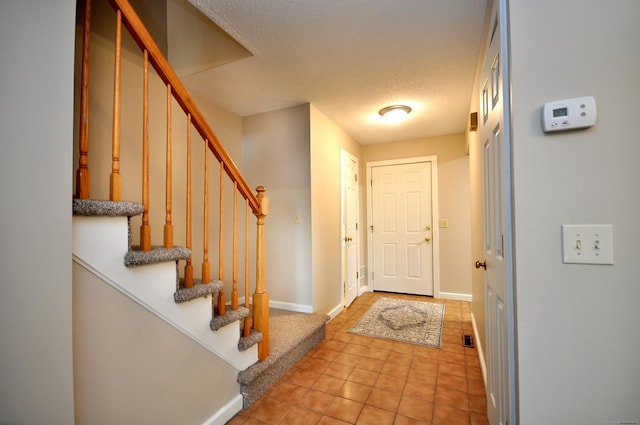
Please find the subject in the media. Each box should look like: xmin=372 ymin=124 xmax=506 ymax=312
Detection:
xmin=463 ymin=334 xmax=474 ymax=348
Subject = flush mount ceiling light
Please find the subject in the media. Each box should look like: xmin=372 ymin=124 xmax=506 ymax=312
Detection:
xmin=379 ymin=105 xmax=412 ymax=124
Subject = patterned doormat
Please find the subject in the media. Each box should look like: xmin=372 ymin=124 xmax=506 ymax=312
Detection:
xmin=348 ymin=297 xmax=445 ymax=348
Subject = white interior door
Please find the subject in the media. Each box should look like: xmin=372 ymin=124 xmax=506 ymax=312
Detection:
xmin=341 ymin=150 xmax=359 ymax=307
xmin=371 ymin=161 xmax=434 ymax=296
xmin=477 ymin=1 xmax=513 ymax=423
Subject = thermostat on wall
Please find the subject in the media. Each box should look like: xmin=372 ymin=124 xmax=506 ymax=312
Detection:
xmin=542 ymin=96 xmax=596 ymax=133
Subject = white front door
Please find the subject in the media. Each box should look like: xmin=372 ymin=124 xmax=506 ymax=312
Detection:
xmin=477 ymin=1 xmax=514 ymax=423
xmin=341 ymin=150 xmax=359 ymax=307
xmin=370 ymin=160 xmax=434 ymax=296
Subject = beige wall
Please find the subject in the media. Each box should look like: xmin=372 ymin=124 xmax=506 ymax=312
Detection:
xmin=310 ymin=106 xmax=362 ymax=314
xmin=75 ymin=6 xmax=248 ymax=299
xmin=509 ymin=1 xmax=640 ymax=422
xmin=243 ymin=105 xmax=313 ymax=309
xmin=73 ymin=263 xmax=239 ymax=424
xmin=362 ymin=133 xmax=472 ymax=298
xmin=0 ymin=2 xmax=77 ymax=424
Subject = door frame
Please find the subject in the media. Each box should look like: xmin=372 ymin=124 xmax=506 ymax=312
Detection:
xmin=498 ymin=0 xmax=517 ymax=421
xmin=340 ymin=149 xmax=360 ymax=307
xmin=365 ymin=156 xmax=441 ymax=297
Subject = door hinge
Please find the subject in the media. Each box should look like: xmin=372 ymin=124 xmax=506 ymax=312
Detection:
xmin=355 ymin=174 xmax=358 ymax=182
xmin=355 ymin=223 xmax=358 ymax=230
xmin=370 ymin=225 xmax=374 ymax=231
xmin=356 ymin=271 xmax=359 ymax=279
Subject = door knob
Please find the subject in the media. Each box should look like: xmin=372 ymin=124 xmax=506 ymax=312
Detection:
xmin=475 ymin=260 xmax=487 ymax=270
xmin=425 ymin=237 xmax=431 ymax=242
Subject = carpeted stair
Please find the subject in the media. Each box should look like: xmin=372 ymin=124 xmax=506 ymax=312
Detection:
xmin=238 ymin=309 xmax=329 ymax=408
xmin=73 ymin=198 xmax=329 ymax=409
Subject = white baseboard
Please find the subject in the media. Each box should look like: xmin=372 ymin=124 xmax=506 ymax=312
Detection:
xmin=239 ymin=297 xmax=313 ymax=314
xmin=202 ymin=394 xmax=243 ymax=425
xmin=358 ymin=285 xmax=371 ymax=295
xmin=326 ymin=303 xmax=344 ymax=322
xmin=269 ymin=300 xmax=313 ymax=313
xmin=470 ymin=310 xmax=487 ymax=387
xmin=438 ymin=291 xmax=472 ymax=302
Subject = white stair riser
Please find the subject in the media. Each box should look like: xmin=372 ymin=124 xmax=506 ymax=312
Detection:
xmin=73 ymin=216 xmax=258 ymax=370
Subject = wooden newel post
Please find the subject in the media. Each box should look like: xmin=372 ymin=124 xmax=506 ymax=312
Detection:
xmin=253 ymin=186 xmax=270 ymax=361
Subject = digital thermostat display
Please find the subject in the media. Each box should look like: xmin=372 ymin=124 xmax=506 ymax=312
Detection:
xmin=542 ymin=96 xmax=596 ymax=133
xmin=553 ymin=107 xmax=568 ymax=118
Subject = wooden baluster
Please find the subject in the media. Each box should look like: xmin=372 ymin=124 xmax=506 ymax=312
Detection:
xmin=110 ymin=9 xmax=122 ymax=202
xmin=75 ymin=0 xmax=91 ymax=199
xmin=217 ymin=162 xmax=226 ymax=316
xmin=202 ymin=141 xmax=210 ymax=284
xmin=164 ymin=84 xmax=173 ymax=248
xmin=253 ymin=186 xmax=270 ymax=361
xmin=140 ymin=49 xmax=151 ymax=251
xmin=243 ymin=198 xmax=251 ymax=337
xmin=231 ymin=183 xmax=239 ymax=310
xmin=184 ymin=113 xmax=194 ymax=288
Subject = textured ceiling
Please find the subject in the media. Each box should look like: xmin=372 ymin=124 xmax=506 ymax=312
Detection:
xmin=183 ymin=0 xmax=488 ymax=144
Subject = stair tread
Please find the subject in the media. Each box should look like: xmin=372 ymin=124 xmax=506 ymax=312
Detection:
xmin=125 ymin=246 xmax=191 ymax=267
xmin=238 ymin=329 xmax=263 ymax=352
xmin=238 ymin=311 xmax=328 ymax=384
xmin=174 ymin=280 xmax=223 ymax=303
xmin=73 ymin=198 xmax=143 ymax=217
xmin=210 ymin=306 xmax=250 ymax=331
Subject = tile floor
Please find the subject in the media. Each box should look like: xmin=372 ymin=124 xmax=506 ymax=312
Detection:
xmin=227 ymin=291 xmax=489 ymax=425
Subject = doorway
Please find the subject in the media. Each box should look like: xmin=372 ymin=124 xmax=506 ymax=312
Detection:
xmin=473 ymin=0 xmax=516 ymax=423
xmin=341 ymin=149 xmax=359 ymax=307
xmin=366 ymin=157 xmax=440 ymax=296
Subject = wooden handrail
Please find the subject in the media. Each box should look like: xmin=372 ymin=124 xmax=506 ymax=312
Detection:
xmin=106 ymin=0 xmax=260 ymax=214
xmin=81 ymin=0 xmax=270 ymax=361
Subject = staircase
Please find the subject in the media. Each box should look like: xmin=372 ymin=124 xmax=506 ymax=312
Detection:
xmin=72 ymin=0 xmax=328 ymax=420
xmin=72 ymin=197 xmax=328 ymax=413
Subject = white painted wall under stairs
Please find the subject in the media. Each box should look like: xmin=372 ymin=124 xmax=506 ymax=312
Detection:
xmin=72 ymin=215 xmax=258 ymax=371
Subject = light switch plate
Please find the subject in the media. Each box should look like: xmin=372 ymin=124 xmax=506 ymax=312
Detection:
xmin=562 ymin=224 xmax=614 ymax=265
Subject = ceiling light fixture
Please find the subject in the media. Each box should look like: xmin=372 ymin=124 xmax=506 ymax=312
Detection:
xmin=379 ymin=105 xmax=412 ymax=124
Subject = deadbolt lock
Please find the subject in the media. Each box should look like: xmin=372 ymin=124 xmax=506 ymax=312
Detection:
xmin=425 ymin=226 xmax=431 ymax=231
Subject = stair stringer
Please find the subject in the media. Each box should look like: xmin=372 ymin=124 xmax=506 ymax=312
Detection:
xmin=72 ymin=215 xmax=258 ymax=371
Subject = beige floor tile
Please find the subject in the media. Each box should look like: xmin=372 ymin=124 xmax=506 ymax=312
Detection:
xmin=325 ymin=397 xmax=364 ymax=423
xmin=228 ymin=295 xmax=488 ymax=425
xmin=355 ymin=405 xmax=395 ymax=425
xmin=365 ymin=387 xmax=401 ymax=413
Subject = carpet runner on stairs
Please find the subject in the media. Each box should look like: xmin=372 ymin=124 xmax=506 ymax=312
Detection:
xmin=238 ymin=310 xmax=329 ymax=408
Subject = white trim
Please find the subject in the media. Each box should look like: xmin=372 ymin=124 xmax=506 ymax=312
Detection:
xmin=340 ymin=149 xmax=360 ymax=308
xmin=201 ymin=394 xmax=243 ymax=425
xmin=326 ymin=302 xmax=345 ymax=322
xmin=72 ymin=216 xmax=258 ymax=371
xmin=365 ymin=156 xmax=441 ymax=297
xmin=240 ymin=297 xmax=313 ymax=314
xmin=269 ymin=300 xmax=313 ymax=313
xmin=471 ymin=310 xmax=487 ymax=388
xmin=438 ymin=292 xmax=473 ymax=302
xmin=358 ymin=284 xmax=371 ymax=296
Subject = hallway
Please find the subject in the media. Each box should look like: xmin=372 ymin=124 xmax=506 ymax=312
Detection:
xmin=228 ymin=292 xmax=489 ymax=425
